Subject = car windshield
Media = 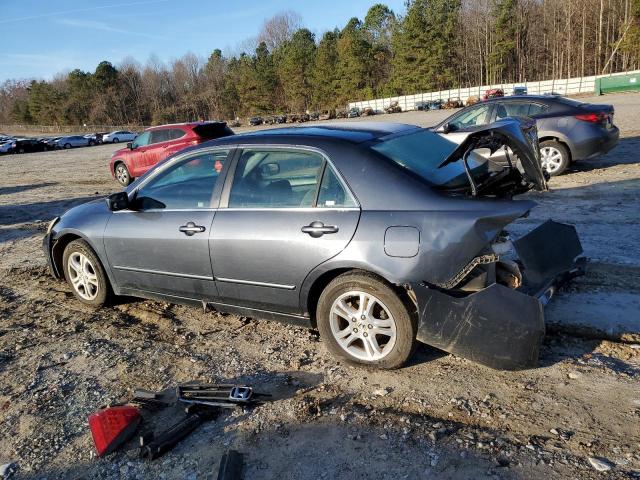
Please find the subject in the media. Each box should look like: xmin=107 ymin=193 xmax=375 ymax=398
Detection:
xmin=370 ymin=129 xmax=487 ymax=187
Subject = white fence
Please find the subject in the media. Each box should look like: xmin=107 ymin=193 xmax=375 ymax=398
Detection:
xmin=348 ymin=69 xmax=640 ymax=112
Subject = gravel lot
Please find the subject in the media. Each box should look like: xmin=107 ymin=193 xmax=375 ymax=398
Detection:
xmin=0 ymin=93 xmax=639 ymax=479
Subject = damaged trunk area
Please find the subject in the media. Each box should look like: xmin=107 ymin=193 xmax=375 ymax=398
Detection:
xmin=413 ymin=220 xmax=585 ymax=370
xmin=435 ymin=117 xmax=548 ymax=198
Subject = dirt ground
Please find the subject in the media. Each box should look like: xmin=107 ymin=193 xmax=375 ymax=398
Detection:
xmin=0 ymin=93 xmax=639 ymax=480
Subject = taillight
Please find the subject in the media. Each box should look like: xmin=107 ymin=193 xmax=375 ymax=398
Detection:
xmin=575 ymin=113 xmax=608 ymax=123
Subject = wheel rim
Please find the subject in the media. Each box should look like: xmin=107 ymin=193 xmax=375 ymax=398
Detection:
xmin=113 ymin=138 xmax=119 ymax=143
xmin=68 ymin=252 xmax=99 ymax=300
xmin=329 ymin=290 xmax=397 ymax=361
xmin=116 ymin=165 xmax=128 ymax=184
xmin=540 ymin=146 xmax=563 ymax=174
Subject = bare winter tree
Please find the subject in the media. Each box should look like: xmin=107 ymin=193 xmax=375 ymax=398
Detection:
xmin=257 ymin=10 xmax=303 ymax=51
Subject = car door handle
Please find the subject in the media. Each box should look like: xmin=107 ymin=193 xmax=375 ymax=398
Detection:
xmin=301 ymin=221 xmax=339 ymax=238
xmin=179 ymin=222 xmax=206 ymax=236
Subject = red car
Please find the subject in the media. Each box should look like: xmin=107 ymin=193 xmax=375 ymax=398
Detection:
xmin=482 ymin=88 xmax=504 ymax=100
xmin=109 ymin=122 xmax=234 ymax=186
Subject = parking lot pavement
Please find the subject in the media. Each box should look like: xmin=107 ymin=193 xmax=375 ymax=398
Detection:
xmin=0 ymin=93 xmax=639 ymax=479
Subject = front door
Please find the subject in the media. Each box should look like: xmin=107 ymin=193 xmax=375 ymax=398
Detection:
xmin=211 ymin=147 xmax=360 ymax=314
xmin=104 ymin=148 xmax=231 ymax=300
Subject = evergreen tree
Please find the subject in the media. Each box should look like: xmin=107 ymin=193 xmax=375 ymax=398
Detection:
xmin=336 ymin=18 xmax=375 ymax=104
xmin=488 ymin=0 xmax=518 ymax=84
xmin=311 ymin=30 xmax=340 ymax=109
xmin=389 ymin=0 xmax=460 ymax=94
xmin=276 ymin=28 xmax=316 ymax=112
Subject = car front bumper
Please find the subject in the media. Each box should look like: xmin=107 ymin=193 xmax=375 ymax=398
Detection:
xmin=412 ymin=220 xmax=585 ymax=370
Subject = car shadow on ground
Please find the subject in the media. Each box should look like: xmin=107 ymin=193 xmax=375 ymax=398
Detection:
xmin=0 ymin=196 xmax=98 ymax=227
xmin=0 ymin=182 xmax=57 ymax=196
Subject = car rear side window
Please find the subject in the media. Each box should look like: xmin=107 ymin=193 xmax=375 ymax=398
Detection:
xmin=495 ymin=102 xmax=530 ymax=119
xmin=527 ymin=103 xmax=548 ymax=116
xmin=136 ymin=149 xmax=229 ymax=209
xmin=228 ymin=149 xmax=324 ymax=208
xmin=150 ymin=129 xmax=171 ymax=144
xmin=168 ymin=128 xmax=186 ymax=140
xmin=317 ymin=165 xmax=357 ymax=208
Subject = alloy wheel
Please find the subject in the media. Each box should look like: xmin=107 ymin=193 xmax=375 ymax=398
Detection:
xmin=329 ymin=290 xmax=397 ymax=361
xmin=540 ymin=146 xmax=563 ymax=174
xmin=68 ymin=252 xmax=99 ymax=301
xmin=115 ymin=164 xmax=128 ymax=185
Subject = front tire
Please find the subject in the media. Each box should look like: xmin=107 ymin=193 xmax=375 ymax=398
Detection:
xmin=112 ymin=137 xmax=119 ymax=143
xmin=317 ymin=272 xmax=417 ymax=369
xmin=114 ymin=162 xmax=132 ymax=186
xmin=64 ymin=143 xmax=71 ymax=149
xmin=63 ymin=239 xmax=110 ymax=307
xmin=539 ymin=140 xmax=570 ymax=176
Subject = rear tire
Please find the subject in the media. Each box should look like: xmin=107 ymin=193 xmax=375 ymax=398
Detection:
xmin=317 ymin=272 xmax=417 ymax=369
xmin=539 ymin=140 xmax=570 ymax=176
xmin=114 ymin=162 xmax=132 ymax=186
xmin=62 ymin=239 xmax=110 ymax=307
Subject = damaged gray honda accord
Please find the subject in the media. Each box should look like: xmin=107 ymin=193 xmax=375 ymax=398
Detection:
xmin=43 ymin=120 xmax=584 ymax=370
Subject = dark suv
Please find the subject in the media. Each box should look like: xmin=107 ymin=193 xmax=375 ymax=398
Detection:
xmin=110 ymin=122 xmax=234 ymax=186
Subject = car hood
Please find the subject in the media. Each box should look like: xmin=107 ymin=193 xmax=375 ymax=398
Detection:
xmin=439 ymin=117 xmax=547 ymax=192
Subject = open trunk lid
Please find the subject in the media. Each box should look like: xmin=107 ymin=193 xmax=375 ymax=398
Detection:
xmin=438 ymin=117 xmax=547 ymax=193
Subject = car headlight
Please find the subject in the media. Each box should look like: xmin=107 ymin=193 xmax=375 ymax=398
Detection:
xmin=47 ymin=217 xmax=60 ymax=234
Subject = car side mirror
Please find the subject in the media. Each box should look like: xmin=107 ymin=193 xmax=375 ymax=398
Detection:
xmin=440 ymin=122 xmax=453 ymax=134
xmin=106 ymin=192 xmax=130 ymax=211
xmin=127 ymin=142 xmax=134 ymax=149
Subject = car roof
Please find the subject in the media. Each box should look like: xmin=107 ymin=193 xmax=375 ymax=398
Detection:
xmin=147 ymin=121 xmax=226 ymax=131
xmin=220 ymin=122 xmax=421 ymax=144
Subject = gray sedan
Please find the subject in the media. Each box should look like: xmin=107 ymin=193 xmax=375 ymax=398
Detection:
xmin=55 ymin=135 xmax=91 ymax=149
xmin=433 ymin=95 xmax=619 ymax=175
xmin=43 ymin=121 xmax=584 ymax=370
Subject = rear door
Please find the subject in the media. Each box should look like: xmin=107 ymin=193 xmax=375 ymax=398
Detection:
xmin=104 ymin=148 xmax=231 ymax=300
xmin=210 ymin=147 xmax=360 ymax=314
xmin=144 ymin=129 xmax=171 ymax=169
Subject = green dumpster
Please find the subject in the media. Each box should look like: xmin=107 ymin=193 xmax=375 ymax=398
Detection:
xmin=595 ymin=73 xmax=640 ymax=95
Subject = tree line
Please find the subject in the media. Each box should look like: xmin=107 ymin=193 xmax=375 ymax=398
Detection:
xmin=1 ymin=0 xmax=639 ymax=127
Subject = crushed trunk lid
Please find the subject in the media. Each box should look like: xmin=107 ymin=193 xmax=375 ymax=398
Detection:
xmin=438 ymin=117 xmax=547 ymax=194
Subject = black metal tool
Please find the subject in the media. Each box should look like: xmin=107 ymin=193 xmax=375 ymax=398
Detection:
xmin=217 ymin=450 xmax=244 ymax=480
xmin=139 ymin=407 xmax=218 ymax=460
xmin=131 ymin=388 xmax=171 ymax=411
xmin=177 ymin=384 xmax=269 ymax=408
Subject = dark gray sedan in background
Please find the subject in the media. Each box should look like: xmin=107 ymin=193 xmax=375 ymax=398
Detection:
xmin=43 ymin=121 xmax=584 ymax=370
xmin=433 ymin=95 xmax=619 ymax=175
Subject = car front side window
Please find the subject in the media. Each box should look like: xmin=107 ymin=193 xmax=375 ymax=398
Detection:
xmin=448 ymin=104 xmax=491 ymax=131
xmin=228 ymin=149 xmax=324 ymax=208
xmin=135 ymin=150 xmax=229 ymax=209
xmin=132 ymin=132 xmax=150 ymax=148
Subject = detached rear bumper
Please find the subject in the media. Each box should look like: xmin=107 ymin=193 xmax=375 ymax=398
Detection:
xmin=413 ymin=220 xmax=585 ymax=370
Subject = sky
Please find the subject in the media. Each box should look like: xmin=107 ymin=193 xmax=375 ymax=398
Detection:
xmin=0 ymin=0 xmax=406 ymax=82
